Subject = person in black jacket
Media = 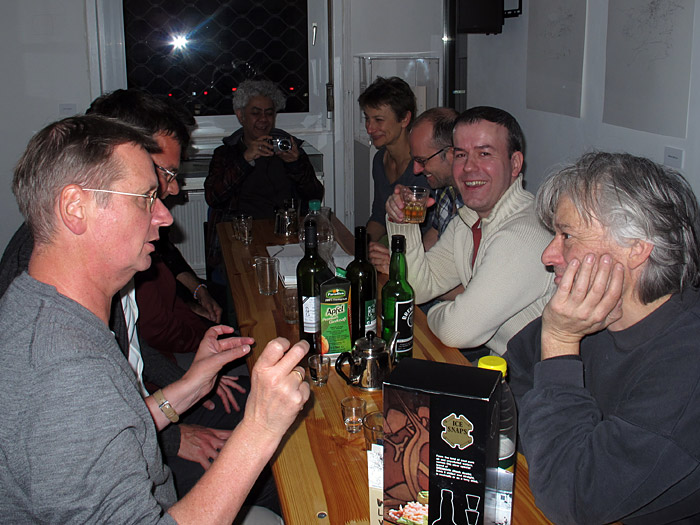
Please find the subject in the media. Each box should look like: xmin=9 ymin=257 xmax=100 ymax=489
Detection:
xmin=204 ymin=79 xmax=324 ymax=281
xmin=505 ymin=152 xmax=700 ymax=524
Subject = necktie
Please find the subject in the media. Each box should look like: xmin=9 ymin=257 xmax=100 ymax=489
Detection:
xmin=471 ymin=219 xmax=482 ymax=268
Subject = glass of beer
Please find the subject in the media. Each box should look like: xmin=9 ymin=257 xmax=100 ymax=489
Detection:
xmin=401 ymin=186 xmax=430 ymax=224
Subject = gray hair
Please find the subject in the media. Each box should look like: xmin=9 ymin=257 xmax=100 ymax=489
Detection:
xmin=536 ymin=152 xmax=700 ymax=303
xmin=232 ymin=79 xmax=286 ymax=112
xmin=13 ymin=115 xmax=159 ymax=245
xmin=410 ymin=107 xmax=459 ymax=155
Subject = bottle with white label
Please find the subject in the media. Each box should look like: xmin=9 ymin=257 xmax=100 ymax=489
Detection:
xmin=381 ymin=235 xmax=414 ymax=360
xmin=297 ymin=219 xmax=333 ymax=355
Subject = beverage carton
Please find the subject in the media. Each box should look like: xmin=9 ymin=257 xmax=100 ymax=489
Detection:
xmin=319 ymin=275 xmax=352 ymax=359
xmin=383 ymin=358 xmax=505 ymax=525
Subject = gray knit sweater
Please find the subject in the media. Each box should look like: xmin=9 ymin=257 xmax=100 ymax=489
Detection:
xmin=0 ymin=273 xmax=177 ymax=524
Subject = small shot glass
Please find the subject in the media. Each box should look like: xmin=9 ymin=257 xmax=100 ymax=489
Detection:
xmin=308 ymin=354 xmax=330 ymax=386
xmin=341 ymin=396 xmax=366 ymax=434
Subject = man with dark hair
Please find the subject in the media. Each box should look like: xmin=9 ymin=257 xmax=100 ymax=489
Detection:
xmin=87 ymin=88 xmax=223 ymax=325
xmin=385 ymin=106 xmax=554 ymax=358
xmin=506 ymin=152 xmax=700 ymax=524
xmin=0 ymin=114 xmax=310 ymax=523
xmin=358 ymin=76 xmax=431 ymax=242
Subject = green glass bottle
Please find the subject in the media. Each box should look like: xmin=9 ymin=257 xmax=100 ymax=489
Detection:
xmin=381 ymin=235 xmax=414 ymax=360
xmin=346 ymin=226 xmax=377 ymax=343
xmin=297 ymin=219 xmax=333 ymax=354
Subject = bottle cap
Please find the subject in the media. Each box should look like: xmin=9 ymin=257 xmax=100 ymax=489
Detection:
xmin=336 ymin=267 xmax=347 ymax=278
xmin=477 ymin=355 xmax=508 ymax=376
xmin=309 ymin=200 xmax=321 ymax=211
xmin=391 ymin=234 xmax=405 ymax=253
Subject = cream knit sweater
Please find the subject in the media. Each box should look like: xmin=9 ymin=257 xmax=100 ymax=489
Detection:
xmin=386 ymin=176 xmax=555 ymax=355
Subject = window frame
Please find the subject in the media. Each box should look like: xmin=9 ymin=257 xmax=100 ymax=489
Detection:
xmin=88 ymin=0 xmax=332 ymax=142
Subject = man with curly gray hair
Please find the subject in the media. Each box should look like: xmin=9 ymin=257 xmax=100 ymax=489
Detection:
xmin=205 ymin=79 xmax=323 ymax=278
xmin=506 ymin=152 xmax=700 ymax=524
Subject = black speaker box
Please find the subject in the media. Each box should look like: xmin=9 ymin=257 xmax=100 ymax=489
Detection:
xmin=456 ymin=0 xmax=504 ymax=34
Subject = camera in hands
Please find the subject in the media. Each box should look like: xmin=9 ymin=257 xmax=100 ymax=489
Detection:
xmin=269 ymin=136 xmax=293 ymax=153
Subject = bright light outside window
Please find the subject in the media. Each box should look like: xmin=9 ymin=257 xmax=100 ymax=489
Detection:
xmin=122 ymin=0 xmax=311 ymax=117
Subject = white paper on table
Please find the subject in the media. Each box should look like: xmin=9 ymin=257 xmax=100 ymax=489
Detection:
xmin=368 ymin=445 xmax=384 ymax=525
xmin=267 ymin=242 xmax=353 ymax=287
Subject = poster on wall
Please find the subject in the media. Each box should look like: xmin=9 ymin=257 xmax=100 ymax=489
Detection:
xmin=603 ymin=0 xmax=694 ymax=138
xmin=526 ymin=0 xmax=586 ymax=117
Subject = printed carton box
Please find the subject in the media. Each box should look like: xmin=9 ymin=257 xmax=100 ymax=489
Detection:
xmin=383 ymin=359 xmax=504 ymax=525
xmin=319 ymin=275 xmax=352 ymax=359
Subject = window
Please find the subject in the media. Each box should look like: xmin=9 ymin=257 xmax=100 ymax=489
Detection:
xmin=91 ymin=0 xmax=329 ymax=134
xmin=123 ymin=0 xmax=309 ymax=116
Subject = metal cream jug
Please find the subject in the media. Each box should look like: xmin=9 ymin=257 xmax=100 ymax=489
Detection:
xmin=335 ymin=331 xmax=397 ymax=391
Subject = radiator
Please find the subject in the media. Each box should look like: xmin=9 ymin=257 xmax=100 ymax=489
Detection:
xmin=167 ymin=189 xmax=208 ymax=279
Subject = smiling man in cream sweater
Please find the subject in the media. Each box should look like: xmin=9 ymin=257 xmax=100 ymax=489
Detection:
xmin=385 ymin=106 xmax=555 ymax=357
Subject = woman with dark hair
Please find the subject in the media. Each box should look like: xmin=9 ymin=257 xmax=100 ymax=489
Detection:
xmin=358 ymin=76 xmax=430 ymax=242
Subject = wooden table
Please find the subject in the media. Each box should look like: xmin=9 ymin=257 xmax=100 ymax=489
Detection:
xmin=218 ymin=218 xmax=551 ymax=525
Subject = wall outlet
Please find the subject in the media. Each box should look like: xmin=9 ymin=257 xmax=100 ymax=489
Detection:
xmin=664 ymin=147 xmax=684 ymax=170
xmin=59 ymin=103 xmax=78 ymax=117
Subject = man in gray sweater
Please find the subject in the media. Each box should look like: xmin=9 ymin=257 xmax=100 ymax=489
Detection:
xmin=0 ymin=114 xmax=310 ymax=523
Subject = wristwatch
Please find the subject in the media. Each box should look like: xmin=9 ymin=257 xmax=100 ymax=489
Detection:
xmin=153 ymin=389 xmax=179 ymax=423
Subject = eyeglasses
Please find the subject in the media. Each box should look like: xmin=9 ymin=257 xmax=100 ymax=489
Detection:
xmin=413 ymin=146 xmax=449 ymax=167
xmin=83 ymin=188 xmax=159 ymax=212
xmin=154 ymin=164 xmax=178 ymax=184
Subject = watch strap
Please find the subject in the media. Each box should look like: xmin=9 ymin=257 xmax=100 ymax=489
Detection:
xmin=153 ymin=389 xmax=179 ymax=423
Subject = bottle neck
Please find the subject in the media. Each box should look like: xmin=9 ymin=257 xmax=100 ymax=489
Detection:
xmin=354 ymin=230 xmax=368 ymax=261
xmin=304 ymin=220 xmax=319 ymax=256
xmin=305 ymin=239 xmax=320 ymax=256
xmin=389 ymin=250 xmax=407 ymax=282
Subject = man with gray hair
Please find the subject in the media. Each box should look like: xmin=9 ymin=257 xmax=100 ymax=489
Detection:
xmin=506 ymin=152 xmax=700 ymax=524
xmin=0 ymin=114 xmax=309 ymax=523
xmin=205 ymin=79 xmax=324 ymax=277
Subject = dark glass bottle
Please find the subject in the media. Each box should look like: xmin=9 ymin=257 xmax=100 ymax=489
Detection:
xmin=346 ymin=226 xmax=377 ymax=343
xmin=297 ymin=219 xmax=333 ymax=354
xmin=381 ymin=235 xmax=414 ymax=361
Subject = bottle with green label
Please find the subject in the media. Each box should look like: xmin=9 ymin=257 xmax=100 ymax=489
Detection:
xmin=297 ymin=219 xmax=333 ymax=354
xmin=381 ymin=234 xmax=414 ymax=360
xmin=346 ymin=226 xmax=377 ymax=343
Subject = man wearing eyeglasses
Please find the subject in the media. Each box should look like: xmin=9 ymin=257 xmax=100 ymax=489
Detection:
xmin=0 ymin=115 xmax=308 ymax=523
xmin=369 ymin=108 xmax=461 ymax=281
xmin=385 ymin=106 xmax=555 ymax=358
xmin=0 ymin=90 xmax=268 ymax=505
xmin=86 ymin=89 xmax=224 ymax=327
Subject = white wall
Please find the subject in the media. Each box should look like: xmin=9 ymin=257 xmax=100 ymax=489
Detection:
xmin=0 ymin=0 xmax=94 ymax=250
xmin=337 ymin=0 xmax=445 ymax=227
xmin=467 ymin=0 xmax=700 ymax=198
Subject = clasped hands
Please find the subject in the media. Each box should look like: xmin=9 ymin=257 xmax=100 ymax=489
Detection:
xmin=541 ymin=253 xmax=625 ymax=360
